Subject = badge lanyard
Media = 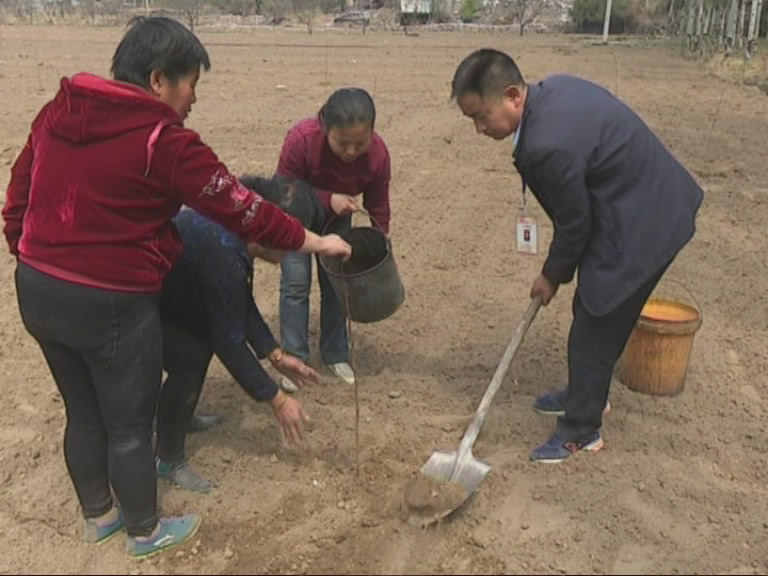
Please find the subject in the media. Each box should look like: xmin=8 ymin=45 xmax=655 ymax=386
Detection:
xmin=516 ymin=175 xmax=538 ymax=255
xmin=521 ymin=176 xmax=528 ymax=217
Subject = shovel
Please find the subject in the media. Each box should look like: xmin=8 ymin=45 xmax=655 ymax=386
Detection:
xmin=416 ymin=296 xmax=542 ymax=525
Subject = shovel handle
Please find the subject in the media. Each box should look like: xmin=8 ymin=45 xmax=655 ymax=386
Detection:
xmin=452 ymin=296 xmax=542 ymax=478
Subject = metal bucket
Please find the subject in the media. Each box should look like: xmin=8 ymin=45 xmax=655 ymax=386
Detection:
xmin=318 ymin=213 xmax=405 ymax=324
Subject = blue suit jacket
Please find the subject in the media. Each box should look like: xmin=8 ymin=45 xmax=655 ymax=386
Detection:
xmin=513 ymin=74 xmax=703 ymax=316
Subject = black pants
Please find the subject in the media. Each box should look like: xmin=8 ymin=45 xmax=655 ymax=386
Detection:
xmin=155 ymin=260 xmax=213 ymax=464
xmin=559 ymin=264 xmax=670 ymax=440
xmin=156 ymin=321 xmax=213 ymax=463
xmin=15 ymin=262 xmax=161 ymax=536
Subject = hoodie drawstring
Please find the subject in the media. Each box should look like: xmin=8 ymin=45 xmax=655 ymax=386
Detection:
xmin=144 ymin=121 xmax=167 ymax=177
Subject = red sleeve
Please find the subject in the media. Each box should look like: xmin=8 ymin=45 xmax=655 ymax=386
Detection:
xmin=276 ymin=124 xmax=333 ymax=215
xmin=2 ymin=134 xmax=34 ymax=256
xmin=168 ymin=131 xmax=306 ymax=251
xmin=363 ymin=146 xmax=391 ymax=234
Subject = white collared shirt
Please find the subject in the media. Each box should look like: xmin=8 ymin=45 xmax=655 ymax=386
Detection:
xmin=512 ymin=124 xmax=521 ymax=156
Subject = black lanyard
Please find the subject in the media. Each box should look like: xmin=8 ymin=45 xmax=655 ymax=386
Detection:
xmin=521 ymin=176 xmax=528 ymax=214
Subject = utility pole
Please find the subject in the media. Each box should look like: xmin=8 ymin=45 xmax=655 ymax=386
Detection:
xmin=601 ymin=0 xmax=613 ymax=43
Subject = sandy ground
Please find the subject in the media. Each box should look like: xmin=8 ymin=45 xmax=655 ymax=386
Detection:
xmin=1 ymin=24 xmax=768 ymax=575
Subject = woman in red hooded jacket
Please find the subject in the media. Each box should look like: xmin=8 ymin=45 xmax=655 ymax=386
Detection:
xmin=2 ymin=16 xmax=350 ymax=558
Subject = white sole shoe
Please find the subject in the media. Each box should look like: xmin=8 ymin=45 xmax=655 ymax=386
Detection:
xmin=327 ymin=363 xmax=355 ymax=384
xmin=279 ymin=376 xmax=300 ymax=393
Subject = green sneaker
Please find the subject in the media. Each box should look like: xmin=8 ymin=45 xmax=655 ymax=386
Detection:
xmin=187 ymin=413 xmax=224 ymax=433
xmin=157 ymin=458 xmax=215 ymax=494
xmin=83 ymin=509 xmax=125 ymax=544
xmin=125 ymin=513 xmax=201 ymax=559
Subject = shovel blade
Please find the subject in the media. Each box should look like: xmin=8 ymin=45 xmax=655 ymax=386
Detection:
xmin=421 ymin=450 xmax=491 ymax=495
xmin=411 ymin=450 xmax=491 ymax=526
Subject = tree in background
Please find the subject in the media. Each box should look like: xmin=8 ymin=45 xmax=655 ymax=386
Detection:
xmin=570 ymin=0 xmax=632 ymax=33
xmin=460 ymin=0 xmax=478 ymax=21
xmin=292 ymin=0 xmax=319 ymax=32
xmin=165 ymin=0 xmax=205 ymax=30
xmin=570 ymin=0 xmax=766 ymax=59
xmin=501 ymin=0 xmax=546 ymax=34
xmin=210 ymin=0 xmax=262 ymax=15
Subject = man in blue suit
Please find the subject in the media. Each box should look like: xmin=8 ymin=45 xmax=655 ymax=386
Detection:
xmin=451 ymin=48 xmax=703 ymax=463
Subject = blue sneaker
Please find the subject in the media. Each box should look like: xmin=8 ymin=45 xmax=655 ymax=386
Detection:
xmin=533 ymin=390 xmax=611 ymax=417
xmin=530 ymin=431 xmax=604 ymax=463
xmin=83 ymin=508 xmax=125 ymax=544
xmin=125 ymin=513 xmax=201 ymax=559
xmin=533 ymin=390 xmax=568 ymax=416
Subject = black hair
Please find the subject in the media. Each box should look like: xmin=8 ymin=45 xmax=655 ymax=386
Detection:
xmin=239 ymin=174 xmax=325 ymax=233
xmin=319 ymin=87 xmax=376 ymax=132
xmin=111 ymin=15 xmax=211 ymax=90
xmin=450 ymin=48 xmax=525 ymax=101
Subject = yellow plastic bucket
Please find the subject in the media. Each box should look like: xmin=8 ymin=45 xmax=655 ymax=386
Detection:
xmin=619 ymin=298 xmax=702 ymax=397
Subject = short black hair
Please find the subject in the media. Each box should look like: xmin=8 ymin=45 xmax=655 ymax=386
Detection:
xmin=111 ymin=16 xmax=211 ymax=90
xmin=239 ymin=174 xmax=325 ymax=232
xmin=319 ymin=87 xmax=376 ymax=131
xmin=450 ymin=48 xmax=525 ymax=101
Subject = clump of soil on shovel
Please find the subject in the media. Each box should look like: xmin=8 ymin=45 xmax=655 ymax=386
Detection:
xmin=403 ymin=475 xmax=468 ymax=526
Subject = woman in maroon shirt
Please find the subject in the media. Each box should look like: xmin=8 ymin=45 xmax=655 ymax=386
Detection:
xmin=275 ymin=88 xmax=392 ymax=391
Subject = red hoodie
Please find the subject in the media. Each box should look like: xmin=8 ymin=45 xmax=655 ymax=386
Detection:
xmin=2 ymin=73 xmax=306 ymax=292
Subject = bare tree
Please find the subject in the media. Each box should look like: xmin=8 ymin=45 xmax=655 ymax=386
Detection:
xmin=745 ymin=0 xmax=763 ymax=57
xmin=0 ymin=0 xmax=27 ymax=22
xmin=292 ymin=0 xmax=318 ymax=33
xmin=36 ymin=0 xmax=73 ymax=22
xmin=724 ymin=0 xmax=739 ymax=54
xmin=165 ymin=0 xmax=205 ymax=31
xmin=500 ymin=0 xmax=545 ymax=35
xmin=677 ymin=0 xmax=766 ymax=60
xmin=262 ymin=0 xmax=289 ymax=23
xmin=736 ymin=0 xmax=747 ymax=46
xmin=60 ymin=0 xmax=74 ymax=17
xmin=81 ymin=0 xmax=97 ymax=23
xmin=42 ymin=0 xmax=58 ymax=22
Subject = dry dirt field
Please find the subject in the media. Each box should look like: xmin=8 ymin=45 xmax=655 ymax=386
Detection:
xmin=1 ymin=23 xmax=768 ymax=576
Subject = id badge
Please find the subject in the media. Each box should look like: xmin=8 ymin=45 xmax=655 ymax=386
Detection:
xmin=516 ymin=216 xmax=538 ymax=254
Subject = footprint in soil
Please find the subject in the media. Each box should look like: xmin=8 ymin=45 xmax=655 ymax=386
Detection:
xmin=319 ymin=447 xmax=354 ymax=470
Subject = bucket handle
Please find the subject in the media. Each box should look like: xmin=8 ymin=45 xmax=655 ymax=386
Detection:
xmin=322 ymin=206 xmax=387 ymax=236
xmin=659 ymin=277 xmax=704 ymax=321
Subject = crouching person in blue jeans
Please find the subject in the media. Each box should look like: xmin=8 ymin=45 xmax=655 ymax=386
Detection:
xmin=451 ymin=49 xmax=703 ymax=463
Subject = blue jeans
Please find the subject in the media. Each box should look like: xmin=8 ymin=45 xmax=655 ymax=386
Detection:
xmin=279 ymin=246 xmax=349 ymax=365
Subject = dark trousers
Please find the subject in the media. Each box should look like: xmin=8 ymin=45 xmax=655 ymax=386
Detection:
xmin=156 ymin=321 xmax=212 ymax=463
xmin=15 ymin=262 xmax=161 ymax=536
xmin=155 ymin=260 xmax=213 ymax=464
xmin=559 ymin=264 xmax=670 ymax=440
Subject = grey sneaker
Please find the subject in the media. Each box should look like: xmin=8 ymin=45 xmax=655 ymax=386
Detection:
xmin=327 ymin=362 xmax=355 ymax=384
xmin=279 ymin=376 xmax=300 ymax=393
